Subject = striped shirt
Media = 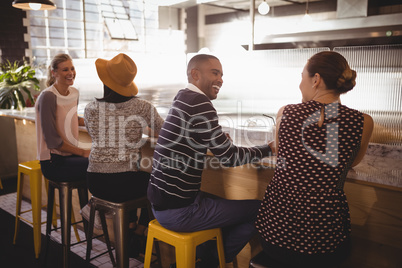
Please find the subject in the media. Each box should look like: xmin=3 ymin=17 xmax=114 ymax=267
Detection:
xmin=147 ymin=86 xmax=272 ymax=209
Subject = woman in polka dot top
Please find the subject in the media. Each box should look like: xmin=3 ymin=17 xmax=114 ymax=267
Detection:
xmin=255 ymin=51 xmax=374 ymax=267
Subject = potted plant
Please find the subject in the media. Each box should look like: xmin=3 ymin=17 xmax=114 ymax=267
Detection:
xmin=0 ymin=59 xmax=40 ymax=110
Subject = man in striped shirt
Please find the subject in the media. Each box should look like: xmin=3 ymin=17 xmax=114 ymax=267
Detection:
xmin=147 ymin=54 xmax=274 ymax=267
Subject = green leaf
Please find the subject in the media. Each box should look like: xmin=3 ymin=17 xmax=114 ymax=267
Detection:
xmin=22 ymin=86 xmax=35 ymax=106
xmin=0 ymin=60 xmax=41 ymax=109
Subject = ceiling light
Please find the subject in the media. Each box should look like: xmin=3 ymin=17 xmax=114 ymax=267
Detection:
xmin=258 ymin=0 xmax=270 ymax=16
xmin=302 ymin=0 xmax=312 ymax=23
xmin=12 ymin=0 xmax=56 ymax=10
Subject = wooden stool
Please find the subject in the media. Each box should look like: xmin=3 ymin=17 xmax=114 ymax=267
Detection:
xmin=86 ymin=195 xmax=152 ymax=268
xmin=144 ymin=219 xmax=226 ymax=268
xmin=12 ymin=160 xmax=79 ymax=259
xmin=44 ymin=179 xmax=89 ymax=268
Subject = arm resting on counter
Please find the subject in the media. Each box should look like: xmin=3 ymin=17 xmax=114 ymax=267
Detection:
xmin=274 ymin=106 xmax=285 ymax=154
xmin=352 ymin=113 xmax=374 ymax=167
xmin=78 ymin=116 xmax=85 ymax=126
xmin=58 ymin=140 xmax=90 ymax=158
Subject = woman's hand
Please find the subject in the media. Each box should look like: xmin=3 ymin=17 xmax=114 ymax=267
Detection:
xmin=81 ymin=149 xmax=90 ymax=158
xmin=58 ymin=140 xmax=91 ymax=158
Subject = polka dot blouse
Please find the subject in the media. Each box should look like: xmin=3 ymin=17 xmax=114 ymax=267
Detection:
xmin=256 ymin=100 xmax=364 ymax=255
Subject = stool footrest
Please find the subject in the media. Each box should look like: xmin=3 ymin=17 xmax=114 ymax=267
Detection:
xmin=49 ymin=219 xmax=84 ymax=233
xmin=16 ymin=215 xmax=48 ymax=226
xmin=87 ymin=249 xmax=115 ymax=262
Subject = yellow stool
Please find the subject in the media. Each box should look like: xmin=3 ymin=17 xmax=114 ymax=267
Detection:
xmin=144 ymin=219 xmax=226 ymax=268
xmin=13 ymin=160 xmax=80 ymax=259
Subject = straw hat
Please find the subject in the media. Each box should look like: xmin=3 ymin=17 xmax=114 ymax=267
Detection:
xmin=95 ymin=53 xmax=138 ymax=96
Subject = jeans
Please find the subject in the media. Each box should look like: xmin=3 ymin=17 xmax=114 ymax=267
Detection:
xmin=152 ymin=191 xmax=260 ymax=263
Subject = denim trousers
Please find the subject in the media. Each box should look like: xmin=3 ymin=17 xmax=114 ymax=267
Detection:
xmin=152 ymin=191 xmax=260 ymax=263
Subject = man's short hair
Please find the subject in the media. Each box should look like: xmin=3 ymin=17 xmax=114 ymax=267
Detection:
xmin=187 ymin=54 xmax=219 ymax=79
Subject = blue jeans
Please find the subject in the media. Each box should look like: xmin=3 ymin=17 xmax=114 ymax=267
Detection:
xmin=152 ymin=191 xmax=260 ymax=263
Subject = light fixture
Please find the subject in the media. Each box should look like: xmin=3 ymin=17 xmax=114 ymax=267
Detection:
xmin=258 ymin=0 xmax=270 ymax=15
xmin=12 ymin=0 xmax=56 ymax=11
xmin=302 ymin=0 xmax=312 ymax=23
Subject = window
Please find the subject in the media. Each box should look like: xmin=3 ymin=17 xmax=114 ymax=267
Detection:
xmin=101 ymin=0 xmax=138 ymax=40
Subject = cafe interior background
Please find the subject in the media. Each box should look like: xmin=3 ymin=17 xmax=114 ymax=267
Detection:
xmin=1 ymin=0 xmax=402 ymax=150
xmin=0 ymin=0 xmax=401 ymax=267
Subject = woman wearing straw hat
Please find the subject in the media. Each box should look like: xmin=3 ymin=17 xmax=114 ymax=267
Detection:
xmin=83 ymin=53 xmax=164 ymax=256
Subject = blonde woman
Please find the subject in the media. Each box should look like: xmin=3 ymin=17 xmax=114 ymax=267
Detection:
xmin=35 ymin=53 xmax=89 ymax=182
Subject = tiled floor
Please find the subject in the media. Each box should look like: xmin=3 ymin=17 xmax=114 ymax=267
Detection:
xmin=0 ymin=192 xmax=144 ymax=268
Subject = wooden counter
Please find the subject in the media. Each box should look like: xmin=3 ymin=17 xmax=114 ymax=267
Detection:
xmin=2 ymin=109 xmax=402 ymax=267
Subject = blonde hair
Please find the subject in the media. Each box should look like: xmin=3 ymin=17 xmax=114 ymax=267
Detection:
xmin=46 ymin=54 xmax=73 ymax=87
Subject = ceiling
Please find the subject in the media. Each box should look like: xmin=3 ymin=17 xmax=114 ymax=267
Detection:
xmin=164 ymin=0 xmax=402 ymax=49
xmin=168 ymin=0 xmax=321 ymax=11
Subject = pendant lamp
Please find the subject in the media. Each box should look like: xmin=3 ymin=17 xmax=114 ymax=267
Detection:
xmin=12 ymin=0 xmax=56 ymax=10
xmin=302 ymin=0 xmax=312 ymax=23
xmin=258 ymin=0 xmax=270 ymax=15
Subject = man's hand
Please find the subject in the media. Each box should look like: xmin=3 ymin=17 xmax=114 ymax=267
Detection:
xmin=268 ymin=140 xmax=276 ymax=155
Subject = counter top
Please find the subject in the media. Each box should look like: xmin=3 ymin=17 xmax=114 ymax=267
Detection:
xmin=2 ymin=108 xmax=401 ymax=189
xmin=348 ymin=143 xmax=402 ymax=188
xmin=0 ymin=107 xmax=36 ymax=121
xmin=260 ymin=143 xmax=402 ymax=189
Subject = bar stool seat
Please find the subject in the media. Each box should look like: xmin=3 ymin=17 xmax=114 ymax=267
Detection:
xmin=12 ymin=160 xmax=79 ymax=259
xmin=44 ymin=179 xmax=89 ymax=268
xmin=143 ymin=219 xmax=226 ymax=268
xmin=85 ymin=195 xmax=152 ymax=268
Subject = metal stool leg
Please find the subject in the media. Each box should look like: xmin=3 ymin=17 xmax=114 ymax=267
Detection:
xmin=99 ymin=211 xmax=116 ymax=267
xmin=43 ymin=182 xmax=56 ymax=266
xmin=114 ymin=207 xmax=130 ymax=268
xmin=59 ymin=183 xmax=73 ymax=268
xmin=29 ymin=170 xmax=42 ymax=259
xmin=86 ymin=201 xmax=116 ymax=267
xmin=13 ymin=171 xmax=24 ymax=245
xmin=85 ymin=200 xmax=97 ymax=263
xmin=43 ymin=179 xmax=58 ymax=228
xmin=44 ymin=178 xmax=81 ymax=240
xmin=77 ymin=185 xmax=89 ymax=238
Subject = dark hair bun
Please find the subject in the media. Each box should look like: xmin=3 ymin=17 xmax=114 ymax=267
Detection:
xmin=336 ymin=68 xmax=356 ymax=94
